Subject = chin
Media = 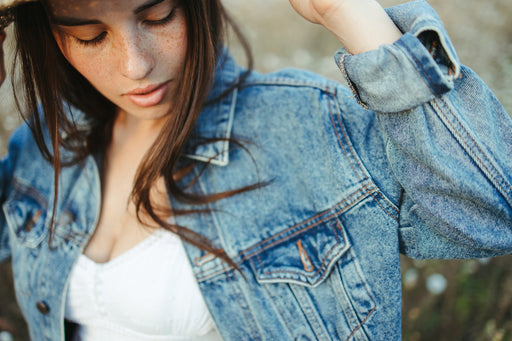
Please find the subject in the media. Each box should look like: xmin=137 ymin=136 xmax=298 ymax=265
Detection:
xmin=121 ymin=102 xmax=173 ymax=121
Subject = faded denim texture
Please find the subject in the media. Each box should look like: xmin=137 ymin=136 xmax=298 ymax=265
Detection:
xmin=0 ymin=1 xmax=511 ymax=340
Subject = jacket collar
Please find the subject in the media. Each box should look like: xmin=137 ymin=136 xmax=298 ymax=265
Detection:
xmin=184 ymin=50 xmax=241 ymax=167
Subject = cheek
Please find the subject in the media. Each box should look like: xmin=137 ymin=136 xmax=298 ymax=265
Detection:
xmin=54 ymin=33 xmax=116 ymax=91
xmin=66 ymin=51 xmax=116 ymax=92
xmin=158 ymin=20 xmax=188 ymax=70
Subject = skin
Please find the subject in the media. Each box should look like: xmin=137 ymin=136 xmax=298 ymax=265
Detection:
xmin=48 ymin=0 xmax=189 ymax=263
xmin=289 ymin=0 xmax=402 ymax=54
xmin=0 ymin=30 xmax=5 ymax=85
xmin=48 ymin=0 xmax=188 ymax=131
xmin=0 ymin=0 xmax=402 ymax=263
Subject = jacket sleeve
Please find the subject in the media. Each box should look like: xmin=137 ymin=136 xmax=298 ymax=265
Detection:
xmin=335 ymin=0 xmax=512 ymax=259
xmin=0 ymin=124 xmax=27 ymax=263
xmin=0 ymin=135 xmax=14 ymax=263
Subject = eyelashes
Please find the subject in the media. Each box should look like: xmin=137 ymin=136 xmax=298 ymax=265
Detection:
xmin=144 ymin=7 xmax=177 ymax=26
xmin=75 ymin=31 xmax=107 ymax=47
xmin=74 ymin=7 xmax=177 ymax=47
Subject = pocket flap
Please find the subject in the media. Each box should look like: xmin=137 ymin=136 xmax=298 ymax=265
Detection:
xmin=250 ymin=212 xmax=350 ymax=287
xmin=4 ymin=182 xmax=48 ymax=249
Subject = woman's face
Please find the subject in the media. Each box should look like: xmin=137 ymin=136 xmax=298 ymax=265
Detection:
xmin=48 ymin=0 xmax=188 ymax=123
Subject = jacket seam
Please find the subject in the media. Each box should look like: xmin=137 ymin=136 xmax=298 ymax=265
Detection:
xmin=345 ymin=250 xmax=376 ymax=341
xmin=371 ymin=191 xmax=399 ymax=222
xmin=259 ymin=283 xmax=296 ymax=337
xmin=329 ymin=100 xmax=367 ymax=183
xmin=433 ymin=98 xmax=512 ymax=202
xmin=397 ymin=38 xmax=436 ymax=95
xmin=242 ymin=77 xmax=334 ymax=95
xmin=237 ymin=185 xmax=373 ymax=262
xmin=330 ymin=90 xmax=399 ymax=219
xmin=194 ymin=186 xmax=376 ymax=281
xmin=11 ymin=178 xmax=49 ymax=209
xmin=194 ymin=185 xmax=377 ymax=282
xmin=289 ymin=285 xmax=329 ymax=340
xmin=224 ymin=269 xmax=260 ymax=337
xmin=332 ymin=100 xmax=371 ymax=184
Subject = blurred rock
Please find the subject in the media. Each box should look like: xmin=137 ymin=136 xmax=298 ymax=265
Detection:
xmin=403 ymin=268 xmax=419 ymax=290
xmin=0 ymin=331 xmax=13 ymax=341
xmin=426 ymin=273 xmax=448 ymax=295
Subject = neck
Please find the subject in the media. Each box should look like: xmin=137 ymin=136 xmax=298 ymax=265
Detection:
xmin=107 ymin=110 xmax=167 ymax=171
xmin=115 ymin=109 xmax=168 ymax=139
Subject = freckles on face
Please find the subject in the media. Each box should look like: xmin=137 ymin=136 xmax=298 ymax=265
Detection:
xmin=49 ymin=0 xmax=188 ymax=119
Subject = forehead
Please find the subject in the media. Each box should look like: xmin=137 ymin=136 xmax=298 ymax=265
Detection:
xmin=46 ymin=0 xmax=141 ymax=16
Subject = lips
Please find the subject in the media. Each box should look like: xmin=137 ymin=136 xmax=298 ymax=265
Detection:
xmin=125 ymin=81 xmax=170 ymax=108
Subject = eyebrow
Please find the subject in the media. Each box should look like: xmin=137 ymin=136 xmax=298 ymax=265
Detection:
xmin=134 ymin=0 xmax=165 ymax=15
xmin=52 ymin=0 xmax=166 ymax=27
xmin=51 ymin=17 xmax=101 ymax=27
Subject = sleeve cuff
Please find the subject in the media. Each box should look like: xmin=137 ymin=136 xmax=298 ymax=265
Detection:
xmin=334 ymin=0 xmax=461 ymax=113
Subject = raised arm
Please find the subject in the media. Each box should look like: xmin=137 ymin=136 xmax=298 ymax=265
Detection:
xmin=0 ymin=29 xmax=6 ymax=86
xmin=288 ymin=0 xmax=402 ymax=54
xmin=292 ymin=0 xmax=512 ymax=257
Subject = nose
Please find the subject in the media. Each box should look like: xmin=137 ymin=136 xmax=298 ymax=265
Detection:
xmin=119 ymin=30 xmax=155 ymax=80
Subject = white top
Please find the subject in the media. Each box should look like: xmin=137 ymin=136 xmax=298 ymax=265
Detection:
xmin=64 ymin=228 xmax=222 ymax=341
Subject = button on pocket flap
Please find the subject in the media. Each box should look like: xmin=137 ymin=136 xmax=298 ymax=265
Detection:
xmin=4 ymin=191 xmax=48 ymax=249
xmin=251 ymin=213 xmax=350 ymax=287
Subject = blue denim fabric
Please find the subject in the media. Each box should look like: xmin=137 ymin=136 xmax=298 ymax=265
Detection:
xmin=1 ymin=1 xmax=511 ymax=340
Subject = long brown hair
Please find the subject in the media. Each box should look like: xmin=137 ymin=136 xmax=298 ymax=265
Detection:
xmin=11 ymin=0 xmax=255 ymax=268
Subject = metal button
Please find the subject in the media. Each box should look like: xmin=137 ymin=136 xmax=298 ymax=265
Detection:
xmin=36 ymin=301 xmax=50 ymax=315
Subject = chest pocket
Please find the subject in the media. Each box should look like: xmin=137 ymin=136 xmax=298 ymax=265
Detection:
xmin=4 ymin=179 xmax=88 ymax=299
xmin=4 ymin=176 xmax=92 ymax=249
xmin=251 ymin=212 xmax=348 ymax=286
xmin=249 ymin=210 xmax=375 ymax=340
xmin=4 ymin=180 xmax=49 ymax=249
xmin=3 ymin=179 xmax=50 ymax=298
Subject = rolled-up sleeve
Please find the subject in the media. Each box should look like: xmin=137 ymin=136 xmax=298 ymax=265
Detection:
xmin=335 ymin=0 xmax=512 ymax=258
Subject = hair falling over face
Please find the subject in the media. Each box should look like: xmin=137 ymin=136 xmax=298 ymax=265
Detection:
xmin=11 ymin=0 xmax=256 ymax=269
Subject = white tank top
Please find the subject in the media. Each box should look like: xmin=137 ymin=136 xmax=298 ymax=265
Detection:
xmin=64 ymin=228 xmax=222 ymax=341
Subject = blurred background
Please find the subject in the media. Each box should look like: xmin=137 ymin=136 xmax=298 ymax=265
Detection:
xmin=1 ymin=0 xmax=511 ymax=340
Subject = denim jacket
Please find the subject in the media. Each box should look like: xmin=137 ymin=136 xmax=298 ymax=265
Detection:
xmin=1 ymin=1 xmax=511 ymax=340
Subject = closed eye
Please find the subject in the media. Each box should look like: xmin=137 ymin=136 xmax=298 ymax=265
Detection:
xmin=144 ymin=7 xmax=177 ymax=26
xmin=74 ymin=31 xmax=107 ymax=47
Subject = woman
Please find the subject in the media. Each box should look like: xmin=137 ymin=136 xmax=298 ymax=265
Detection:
xmin=0 ymin=0 xmax=511 ymax=340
